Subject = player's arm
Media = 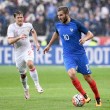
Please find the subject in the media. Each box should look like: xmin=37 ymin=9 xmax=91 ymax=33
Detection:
xmin=43 ymin=32 xmax=59 ymax=54
xmin=47 ymin=32 xmax=59 ymax=47
xmin=76 ymin=21 xmax=94 ymax=44
xmin=8 ymin=37 xmax=20 ymax=44
xmin=8 ymin=34 xmax=26 ymax=44
xmin=79 ymin=31 xmax=93 ymax=45
xmin=31 ymin=28 xmax=40 ymax=51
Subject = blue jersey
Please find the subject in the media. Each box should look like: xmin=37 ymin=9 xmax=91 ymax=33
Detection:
xmin=55 ymin=19 xmax=88 ymax=55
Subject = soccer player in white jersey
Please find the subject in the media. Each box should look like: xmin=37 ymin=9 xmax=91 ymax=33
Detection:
xmin=7 ymin=10 xmax=43 ymax=99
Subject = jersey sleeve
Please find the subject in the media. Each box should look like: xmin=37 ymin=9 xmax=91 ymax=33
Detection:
xmin=28 ymin=23 xmax=34 ymax=31
xmin=55 ymin=28 xmax=59 ymax=34
xmin=76 ymin=21 xmax=88 ymax=34
xmin=55 ymin=24 xmax=59 ymax=35
xmin=7 ymin=25 xmax=14 ymax=38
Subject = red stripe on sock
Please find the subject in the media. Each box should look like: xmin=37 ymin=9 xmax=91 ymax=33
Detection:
xmin=72 ymin=78 xmax=86 ymax=95
xmin=30 ymin=68 xmax=35 ymax=72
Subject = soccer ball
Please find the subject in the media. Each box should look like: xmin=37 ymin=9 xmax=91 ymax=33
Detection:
xmin=72 ymin=94 xmax=85 ymax=107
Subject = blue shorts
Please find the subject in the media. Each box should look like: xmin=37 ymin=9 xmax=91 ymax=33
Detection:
xmin=63 ymin=53 xmax=91 ymax=75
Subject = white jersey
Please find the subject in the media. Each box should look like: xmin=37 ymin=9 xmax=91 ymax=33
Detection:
xmin=7 ymin=23 xmax=33 ymax=57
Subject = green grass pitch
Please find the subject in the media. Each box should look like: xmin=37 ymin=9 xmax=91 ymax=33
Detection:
xmin=0 ymin=66 xmax=110 ymax=110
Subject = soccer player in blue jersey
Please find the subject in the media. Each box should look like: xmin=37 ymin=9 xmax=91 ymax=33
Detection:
xmin=43 ymin=6 xmax=102 ymax=106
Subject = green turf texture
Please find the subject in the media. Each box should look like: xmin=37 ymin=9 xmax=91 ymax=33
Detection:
xmin=0 ymin=66 xmax=110 ymax=110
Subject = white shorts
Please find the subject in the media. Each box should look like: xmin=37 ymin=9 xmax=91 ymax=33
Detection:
xmin=15 ymin=49 xmax=34 ymax=74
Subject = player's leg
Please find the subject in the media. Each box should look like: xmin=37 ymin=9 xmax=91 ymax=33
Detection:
xmin=25 ymin=49 xmax=43 ymax=93
xmin=26 ymin=60 xmax=43 ymax=93
xmin=83 ymin=74 xmax=102 ymax=106
xmin=20 ymin=73 xmax=30 ymax=99
xmin=68 ymin=68 xmax=87 ymax=96
xmin=16 ymin=58 xmax=30 ymax=99
xmin=77 ymin=53 xmax=101 ymax=106
xmin=63 ymin=55 xmax=87 ymax=98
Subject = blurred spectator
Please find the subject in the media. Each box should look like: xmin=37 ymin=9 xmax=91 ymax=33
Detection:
xmin=33 ymin=16 xmax=46 ymax=36
xmin=46 ymin=21 xmax=59 ymax=45
xmin=0 ymin=21 xmax=6 ymax=36
xmin=45 ymin=2 xmax=57 ymax=24
xmin=36 ymin=2 xmax=45 ymax=17
xmin=105 ymin=23 xmax=110 ymax=36
xmin=25 ymin=5 xmax=35 ymax=23
xmin=0 ymin=0 xmax=110 ymax=45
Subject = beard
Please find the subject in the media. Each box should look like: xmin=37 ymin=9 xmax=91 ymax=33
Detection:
xmin=61 ymin=16 xmax=68 ymax=23
xmin=17 ymin=22 xmax=23 ymax=26
xmin=63 ymin=17 xmax=68 ymax=23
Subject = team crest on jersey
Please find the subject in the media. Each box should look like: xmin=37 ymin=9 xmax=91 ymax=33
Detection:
xmin=70 ymin=28 xmax=73 ymax=32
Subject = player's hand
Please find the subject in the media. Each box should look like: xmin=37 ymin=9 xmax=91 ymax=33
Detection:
xmin=43 ymin=45 xmax=50 ymax=54
xmin=31 ymin=29 xmax=35 ymax=34
xmin=36 ymin=43 xmax=40 ymax=51
xmin=19 ymin=34 xmax=27 ymax=40
xmin=79 ymin=38 xmax=86 ymax=45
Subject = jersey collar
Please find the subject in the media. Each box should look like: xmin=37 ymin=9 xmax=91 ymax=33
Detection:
xmin=15 ymin=23 xmax=24 ymax=27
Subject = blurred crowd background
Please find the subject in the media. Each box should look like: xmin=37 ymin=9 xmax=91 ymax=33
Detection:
xmin=0 ymin=0 xmax=110 ymax=45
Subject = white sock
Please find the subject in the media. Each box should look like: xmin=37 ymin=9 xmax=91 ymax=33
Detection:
xmin=29 ymin=68 xmax=39 ymax=86
xmin=20 ymin=76 xmax=28 ymax=91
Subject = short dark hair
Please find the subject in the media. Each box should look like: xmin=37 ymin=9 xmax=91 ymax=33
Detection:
xmin=13 ymin=10 xmax=23 ymax=18
xmin=58 ymin=6 xmax=69 ymax=14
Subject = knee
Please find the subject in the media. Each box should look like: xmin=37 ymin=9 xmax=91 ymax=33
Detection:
xmin=84 ymin=75 xmax=92 ymax=82
xmin=68 ymin=68 xmax=76 ymax=80
xmin=21 ymin=74 xmax=26 ymax=79
xmin=27 ymin=61 xmax=34 ymax=69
